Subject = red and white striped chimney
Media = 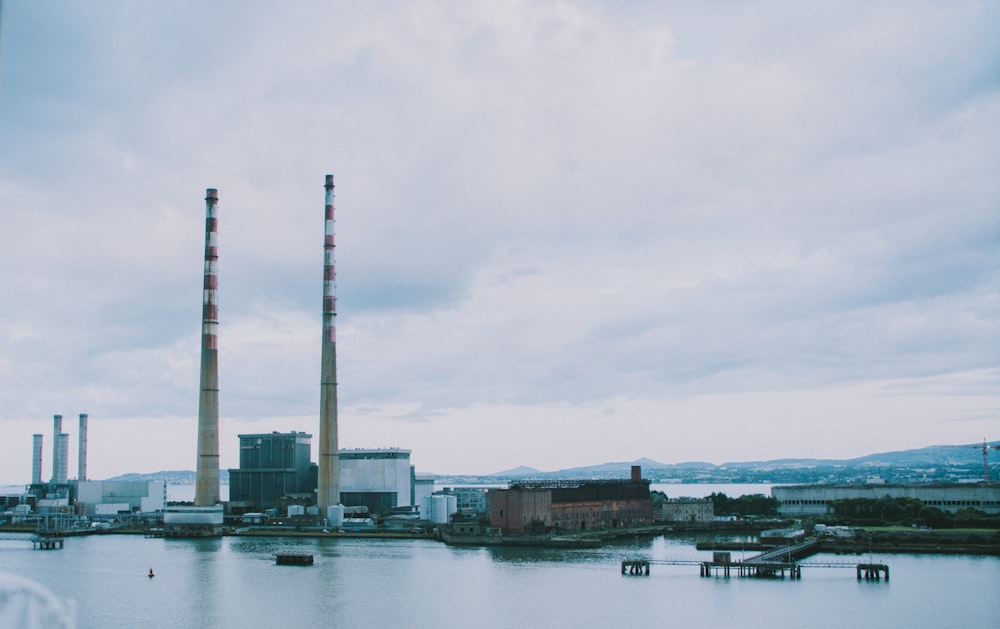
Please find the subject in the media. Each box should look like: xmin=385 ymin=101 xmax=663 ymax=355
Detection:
xmin=194 ymin=188 xmax=221 ymax=506
xmin=317 ymin=174 xmax=340 ymax=511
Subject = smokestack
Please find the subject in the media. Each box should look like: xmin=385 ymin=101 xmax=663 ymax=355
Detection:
xmin=32 ymin=434 xmax=43 ymax=485
xmin=55 ymin=433 xmax=69 ymax=484
xmin=317 ymin=174 xmax=340 ymax=510
xmin=194 ymin=188 xmax=221 ymax=506
xmin=78 ymin=413 xmax=88 ymax=481
xmin=51 ymin=414 xmax=62 ymax=483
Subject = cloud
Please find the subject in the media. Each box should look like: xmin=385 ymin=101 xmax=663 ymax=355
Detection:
xmin=0 ymin=1 xmax=997 ymax=479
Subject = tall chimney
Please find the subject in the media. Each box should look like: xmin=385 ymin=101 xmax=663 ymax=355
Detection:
xmin=31 ymin=434 xmax=43 ymax=485
xmin=195 ymin=188 xmax=221 ymax=506
xmin=78 ymin=413 xmax=88 ymax=481
xmin=51 ymin=414 xmax=62 ymax=483
xmin=317 ymin=174 xmax=340 ymax=510
xmin=55 ymin=433 xmax=69 ymax=484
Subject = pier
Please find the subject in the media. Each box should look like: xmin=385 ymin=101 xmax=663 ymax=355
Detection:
xmin=0 ymin=533 xmax=65 ymax=550
xmin=621 ymin=539 xmax=889 ymax=581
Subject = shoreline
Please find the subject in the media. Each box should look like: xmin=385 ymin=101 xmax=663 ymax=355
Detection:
xmin=4 ymin=522 xmax=998 ymax=556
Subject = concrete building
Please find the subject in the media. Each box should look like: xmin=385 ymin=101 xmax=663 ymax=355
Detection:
xmin=75 ymin=480 xmax=166 ymax=516
xmin=773 ymin=483 xmax=1000 ymax=516
xmin=489 ymin=466 xmax=653 ymax=534
xmin=413 ymin=474 xmax=436 ymax=514
xmin=339 ymin=448 xmax=412 ymax=514
xmin=440 ymin=487 xmax=488 ymax=514
xmin=661 ymin=497 xmax=714 ymax=523
xmin=228 ymin=432 xmax=315 ymax=511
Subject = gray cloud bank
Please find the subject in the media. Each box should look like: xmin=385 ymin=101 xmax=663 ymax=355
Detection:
xmin=0 ymin=1 xmax=996 ymax=477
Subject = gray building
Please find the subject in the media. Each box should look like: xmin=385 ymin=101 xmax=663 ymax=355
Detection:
xmin=773 ymin=483 xmax=1000 ymax=516
xmin=228 ymin=432 xmax=315 ymax=510
xmin=661 ymin=497 xmax=714 ymax=523
xmin=441 ymin=487 xmax=488 ymax=514
xmin=339 ymin=448 xmax=412 ymax=514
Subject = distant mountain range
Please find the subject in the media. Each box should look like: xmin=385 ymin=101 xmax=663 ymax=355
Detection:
xmin=107 ymin=441 xmax=999 ymax=486
xmin=484 ymin=442 xmax=1000 ymax=485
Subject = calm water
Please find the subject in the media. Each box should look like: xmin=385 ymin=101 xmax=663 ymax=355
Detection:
xmin=2 ymin=533 xmax=998 ymax=628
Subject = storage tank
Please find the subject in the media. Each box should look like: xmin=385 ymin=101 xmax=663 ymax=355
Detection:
xmin=424 ymin=494 xmax=457 ymax=524
xmin=326 ymin=504 xmax=345 ymax=527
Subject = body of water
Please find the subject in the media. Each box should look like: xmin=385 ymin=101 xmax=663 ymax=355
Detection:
xmin=1 ymin=532 xmax=998 ymax=628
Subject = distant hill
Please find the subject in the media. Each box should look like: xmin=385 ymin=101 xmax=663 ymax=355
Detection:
xmin=105 ymin=470 xmax=230 ymax=484
xmin=477 ymin=441 xmax=1000 ymax=484
xmin=102 ymin=441 xmax=998 ymax=485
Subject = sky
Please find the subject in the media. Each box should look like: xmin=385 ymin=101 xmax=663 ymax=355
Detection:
xmin=0 ymin=1 xmax=997 ymax=484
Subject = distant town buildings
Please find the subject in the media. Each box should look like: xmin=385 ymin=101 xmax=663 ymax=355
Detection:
xmin=661 ymin=497 xmax=714 ymax=523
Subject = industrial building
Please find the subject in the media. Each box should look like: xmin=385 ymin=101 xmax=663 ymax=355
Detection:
xmin=75 ymin=480 xmax=165 ymax=517
xmin=661 ymin=497 xmax=715 ymax=523
xmin=339 ymin=448 xmax=413 ymax=514
xmin=488 ymin=466 xmax=653 ymax=534
xmin=422 ymin=493 xmax=458 ymax=524
xmin=439 ymin=487 xmax=488 ymax=514
xmin=772 ymin=483 xmax=1000 ymax=516
xmin=228 ymin=432 xmax=316 ymax=511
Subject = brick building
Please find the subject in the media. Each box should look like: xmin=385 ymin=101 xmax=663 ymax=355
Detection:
xmin=488 ymin=466 xmax=653 ymax=534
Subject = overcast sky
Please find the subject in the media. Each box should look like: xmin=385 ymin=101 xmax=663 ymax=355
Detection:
xmin=0 ymin=1 xmax=997 ymax=483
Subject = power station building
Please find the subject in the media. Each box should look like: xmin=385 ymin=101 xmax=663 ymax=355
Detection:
xmin=488 ymin=466 xmax=654 ymax=534
xmin=227 ymin=432 xmax=316 ymax=511
xmin=339 ymin=448 xmax=412 ymax=514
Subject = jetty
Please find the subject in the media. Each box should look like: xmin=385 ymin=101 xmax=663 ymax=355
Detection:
xmin=621 ymin=539 xmax=889 ymax=581
xmin=0 ymin=533 xmax=65 ymax=550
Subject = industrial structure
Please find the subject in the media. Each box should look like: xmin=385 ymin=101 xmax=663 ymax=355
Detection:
xmin=772 ymin=483 xmax=1000 ymax=516
xmin=194 ymin=188 xmax=221 ymax=507
xmin=339 ymin=448 xmax=411 ymax=514
xmin=488 ymin=466 xmax=654 ymax=534
xmin=228 ymin=432 xmax=316 ymax=511
xmin=75 ymin=480 xmax=165 ymax=517
xmin=31 ymin=434 xmax=43 ymax=485
xmin=77 ymin=413 xmax=88 ymax=482
xmin=163 ymin=187 xmax=224 ymax=534
xmin=6 ymin=176 xmax=427 ymax=531
xmin=317 ymin=174 xmax=340 ymax=512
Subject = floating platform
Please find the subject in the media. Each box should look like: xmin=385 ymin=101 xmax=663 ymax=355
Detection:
xmin=32 ymin=537 xmax=64 ymax=550
xmin=276 ymin=552 xmax=314 ymax=566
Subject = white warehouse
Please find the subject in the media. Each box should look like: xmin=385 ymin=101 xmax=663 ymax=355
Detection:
xmin=339 ymin=448 xmax=412 ymax=514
